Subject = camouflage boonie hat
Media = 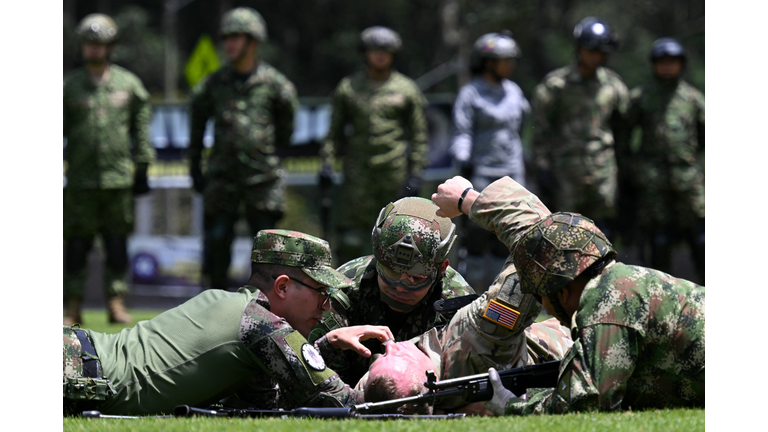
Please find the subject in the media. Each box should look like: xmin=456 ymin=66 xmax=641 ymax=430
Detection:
xmin=372 ymin=197 xmax=456 ymax=276
xmin=221 ymin=7 xmax=267 ymax=41
xmin=76 ymin=13 xmax=118 ymax=44
xmin=252 ymin=230 xmax=353 ymax=292
xmin=359 ymin=26 xmax=402 ymax=53
xmin=512 ymin=212 xmax=616 ymax=297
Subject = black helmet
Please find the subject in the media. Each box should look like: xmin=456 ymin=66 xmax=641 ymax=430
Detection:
xmin=650 ymin=37 xmax=687 ymax=62
xmin=573 ymin=17 xmax=618 ymax=53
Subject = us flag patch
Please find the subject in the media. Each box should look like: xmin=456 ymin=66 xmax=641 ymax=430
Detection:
xmin=482 ymin=299 xmax=521 ymax=330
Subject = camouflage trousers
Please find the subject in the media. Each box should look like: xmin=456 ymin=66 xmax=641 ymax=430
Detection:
xmin=63 ymin=326 xmax=115 ymax=415
xmin=63 ymin=188 xmax=133 ymax=299
xmin=202 ymin=176 xmax=285 ymax=290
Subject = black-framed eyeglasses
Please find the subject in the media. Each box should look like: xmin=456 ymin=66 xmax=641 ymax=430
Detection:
xmin=271 ymin=275 xmax=330 ymax=307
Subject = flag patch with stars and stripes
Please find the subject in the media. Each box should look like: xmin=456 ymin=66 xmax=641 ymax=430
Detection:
xmin=482 ymin=299 xmax=521 ymax=330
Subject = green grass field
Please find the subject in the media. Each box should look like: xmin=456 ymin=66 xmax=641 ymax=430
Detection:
xmin=64 ymin=409 xmax=704 ymax=432
xmin=66 ymin=310 xmax=705 ymax=431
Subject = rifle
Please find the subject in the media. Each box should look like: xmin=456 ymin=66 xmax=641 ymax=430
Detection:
xmin=355 ymin=360 xmax=561 ymax=413
xmin=173 ymin=405 xmax=465 ymax=419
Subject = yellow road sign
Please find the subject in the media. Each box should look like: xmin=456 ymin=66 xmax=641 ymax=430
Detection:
xmin=184 ymin=34 xmax=221 ymax=89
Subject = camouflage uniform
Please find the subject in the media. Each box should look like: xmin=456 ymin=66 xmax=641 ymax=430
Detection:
xmin=63 ymin=230 xmax=361 ymax=415
xmin=309 ymin=255 xmax=473 ymax=384
xmin=189 ymin=61 xmax=299 ymax=289
xmin=353 ymin=314 xmax=572 ymax=409
xmin=531 ymin=63 xmax=629 ymax=222
xmin=466 ymin=177 xmax=705 ymax=413
xmin=321 ymin=70 xmax=429 ymax=262
xmin=63 ymin=63 xmax=154 ymax=300
xmin=625 ymin=78 xmax=705 ymax=279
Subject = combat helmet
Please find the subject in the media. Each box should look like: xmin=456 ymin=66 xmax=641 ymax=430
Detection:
xmin=76 ymin=13 xmax=118 ymax=44
xmin=470 ymin=31 xmax=521 ymax=73
xmin=372 ymin=197 xmax=456 ymax=284
xmin=573 ymin=17 xmax=618 ymax=53
xmin=221 ymin=7 xmax=267 ymax=41
xmin=512 ymin=212 xmax=616 ymax=298
xmin=650 ymin=37 xmax=687 ymax=62
xmin=359 ymin=26 xmax=402 ymax=53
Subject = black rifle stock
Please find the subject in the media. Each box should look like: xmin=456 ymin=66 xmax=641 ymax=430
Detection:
xmin=355 ymin=360 xmax=561 ymax=413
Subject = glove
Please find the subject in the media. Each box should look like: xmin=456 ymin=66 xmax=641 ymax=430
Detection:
xmin=190 ymin=158 xmax=206 ymax=194
xmin=132 ymin=163 xmax=150 ymax=196
xmin=400 ymin=175 xmax=423 ymax=197
xmin=318 ymin=164 xmax=334 ymax=190
xmin=484 ymin=367 xmax=517 ymax=416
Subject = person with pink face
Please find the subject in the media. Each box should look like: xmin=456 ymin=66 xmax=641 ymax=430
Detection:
xmin=356 ymin=311 xmax=572 ymax=415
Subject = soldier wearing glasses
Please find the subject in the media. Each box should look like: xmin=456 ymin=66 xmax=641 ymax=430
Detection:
xmin=64 ymin=230 xmax=392 ymax=415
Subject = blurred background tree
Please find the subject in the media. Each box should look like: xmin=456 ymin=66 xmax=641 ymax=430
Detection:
xmin=63 ymin=0 xmax=704 ymax=99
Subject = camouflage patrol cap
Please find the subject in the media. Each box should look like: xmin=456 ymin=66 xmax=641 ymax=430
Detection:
xmin=252 ymin=230 xmax=353 ymax=291
xmin=221 ymin=7 xmax=267 ymax=41
xmin=372 ymin=197 xmax=456 ymax=277
xmin=359 ymin=26 xmax=402 ymax=53
xmin=512 ymin=212 xmax=616 ymax=297
xmin=76 ymin=13 xmax=118 ymax=44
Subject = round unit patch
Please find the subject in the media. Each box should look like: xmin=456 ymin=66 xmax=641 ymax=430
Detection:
xmin=301 ymin=343 xmax=326 ymax=371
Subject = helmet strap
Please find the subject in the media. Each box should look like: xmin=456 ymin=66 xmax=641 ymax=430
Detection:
xmin=547 ymin=293 xmax=571 ymax=325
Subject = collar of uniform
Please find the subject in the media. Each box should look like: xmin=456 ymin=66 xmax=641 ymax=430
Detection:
xmin=566 ymin=61 xmax=609 ymax=85
xmin=354 ymin=69 xmax=400 ymax=92
xmin=83 ymin=63 xmax=116 ymax=90
xmin=222 ymin=61 xmax=269 ymax=86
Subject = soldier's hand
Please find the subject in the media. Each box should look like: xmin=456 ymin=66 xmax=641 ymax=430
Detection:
xmin=326 ymin=325 xmax=394 ymax=358
xmin=431 ymin=176 xmax=477 ymax=218
xmin=484 ymin=367 xmax=517 ymax=416
xmin=132 ymin=163 xmax=151 ymax=196
xmin=190 ymin=162 xmax=206 ymax=194
xmin=318 ymin=164 xmax=334 ymax=190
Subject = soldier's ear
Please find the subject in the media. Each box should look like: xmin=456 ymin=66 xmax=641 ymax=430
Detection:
xmin=272 ymin=274 xmax=291 ymax=300
xmin=440 ymin=259 xmax=450 ymax=275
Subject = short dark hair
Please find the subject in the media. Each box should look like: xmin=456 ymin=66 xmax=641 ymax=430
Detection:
xmin=365 ymin=374 xmax=433 ymax=415
xmin=249 ymin=262 xmax=307 ymax=292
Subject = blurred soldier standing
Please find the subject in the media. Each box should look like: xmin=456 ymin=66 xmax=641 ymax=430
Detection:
xmin=450 ymin=32 xmax=530 ymax=292
xmin=188 ymin=7 xmax=299 ymax=290
xmin=308 ymin=197 xmax=479 ymax=385
xmin=319 ymin=26 xmax=429 ymax=265
xmin=63 ymin=14 xmax=155 ymax=325
xmin=623 ymin=38 xmax=705 ymax=283
xmin=531 ymin=17 xmax=628 ymax=237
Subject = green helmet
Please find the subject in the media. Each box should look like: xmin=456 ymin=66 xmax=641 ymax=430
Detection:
xmin=512 ymin=212 xmax=616 ymax=297
xmin=372 ymin=197 xmax=456 ymax=278
xmin=221 ymin=7 xmax=267 ymax=41
xmin=251 ymin=229 xmax=353 ymax=292
xmin=76 ymin=13 xmax=118 ymax=44
xmin=359 ymin=26 xmax=402 ymax=53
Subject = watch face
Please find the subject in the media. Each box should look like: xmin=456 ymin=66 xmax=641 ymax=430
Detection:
xmin=301 ymin=343 xmax=326 ymax=371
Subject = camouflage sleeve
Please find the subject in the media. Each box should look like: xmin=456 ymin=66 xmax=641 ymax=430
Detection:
xmin=505 ymin=324 xmax=639 ymax=415
xmin=407 ymin=88 xmax=429 ymax=174
xmin=320 ymin=82 xmax=347 ymax=167
xmin=239 ymin=298 xmax=362 ymax=407
xmin=188 ymin=77 xmax=212 ymax=161
xmin=131 ymin=79 xmax=155 ymax=164
xmin=695 ymin=90 xmax=705 ymax=151
xmin=530 ymin=82 xmax=555 ymax=172
xmin=272 ymin=77 xmax=299 ymax=149
xmin=468 ymin=176 xmax=551 ymax=251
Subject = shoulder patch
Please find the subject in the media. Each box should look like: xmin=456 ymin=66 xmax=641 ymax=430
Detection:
xmin=301 ymin=343 xmax=326 ymax=371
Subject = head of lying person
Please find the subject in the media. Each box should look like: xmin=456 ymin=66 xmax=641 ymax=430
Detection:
xmin=364 ymin=340 xmax=436 ymax=414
